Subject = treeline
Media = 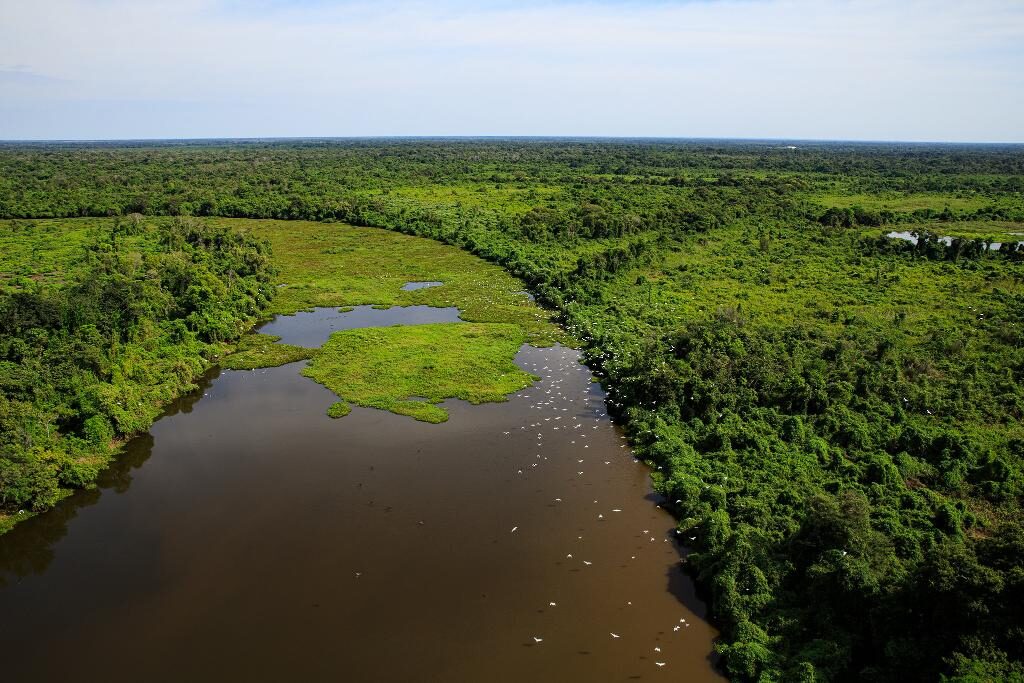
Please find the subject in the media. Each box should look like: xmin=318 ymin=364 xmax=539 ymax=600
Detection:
xmin=0 ymin=218 xmax=274 ymax=518
xmin=1 ymin=140 xmax=1021 ymax=220
xmin=867 ymin=230 xmax=1024 ymax=261
xmin=818 ymin=204 xmax=1024 ymax=229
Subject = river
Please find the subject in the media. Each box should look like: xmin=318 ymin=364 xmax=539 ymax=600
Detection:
xmin=0 ymin=306 xmax=723 ymax=682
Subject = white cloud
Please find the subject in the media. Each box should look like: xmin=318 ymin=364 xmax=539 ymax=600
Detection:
xmin=0 ymin=0 xmax=1022 ymax=140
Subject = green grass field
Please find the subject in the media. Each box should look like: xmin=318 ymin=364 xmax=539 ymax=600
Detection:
xmin=812 ymin=192 xmax=990 ymax=212
xmin=0 ymin=218 xmax=157 ymax=292
xmin=303 ymin=322 xmax=537 ymax=422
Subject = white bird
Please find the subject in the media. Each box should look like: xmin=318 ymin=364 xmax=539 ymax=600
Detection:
xmin=656 ymin=662 xmax=666 ymax=667
xmin=583 ymin=560 xmax=592 ymax=566
xmin=533 ymin=637 xmax=543 ymax=643
xmin=610 ymin=633 xmax=620 ymax=638
xmin=511 ymin=526 xmax=518 ymax=533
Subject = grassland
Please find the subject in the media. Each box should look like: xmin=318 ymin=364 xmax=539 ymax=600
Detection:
xmin=0 ymin=218 xmax=157 ymax=292
xmin=812 ymin=192 xmax=991 ymax=212
xmin=303 ymin=323 xmax=537 ymax=422
xmin=632 ymin=222 xmax=1022 ymax=340
xmin=215 ymin=218 xmax=565 ymax=347
xmin=208 ymin=219 xmax=565 ymax=421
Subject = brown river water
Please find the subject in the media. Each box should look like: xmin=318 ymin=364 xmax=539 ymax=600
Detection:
xmin=0 ymin=307 xmax=724 ymax=682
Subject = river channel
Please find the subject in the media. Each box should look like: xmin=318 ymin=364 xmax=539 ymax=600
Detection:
xmin=0 ymin=306 xmax=723 ymax=682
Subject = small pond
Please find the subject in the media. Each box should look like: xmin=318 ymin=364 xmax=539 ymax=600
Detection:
xmin=401 ymin=281 xmax=444 ymax=291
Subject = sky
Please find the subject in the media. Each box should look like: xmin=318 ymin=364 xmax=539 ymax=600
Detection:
xmin=1 ymin=0 xmax=1023 ymax=142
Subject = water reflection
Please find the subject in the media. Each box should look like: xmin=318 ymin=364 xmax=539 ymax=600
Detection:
xmin=0 ymin=370 xmax=216 ymax=588
xmin=401 ymin=281 xmax=444 ymax=291
xmin=259 ymin=305 xmax=462 ymax=347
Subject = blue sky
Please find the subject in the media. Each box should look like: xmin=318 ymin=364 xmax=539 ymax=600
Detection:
xmin=1 ymin=0 xmax=1022 ymax=141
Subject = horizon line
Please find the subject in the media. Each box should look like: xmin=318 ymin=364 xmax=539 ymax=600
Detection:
xmin=1 ymin=135 xmax=1023 ymax=146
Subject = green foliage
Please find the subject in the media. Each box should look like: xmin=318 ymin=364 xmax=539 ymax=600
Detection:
xmin=0 ymin=217 xmax=275 ymax=520
xmin=302 ymin=323 xmax=537 ymax=423
xmin=326 ymin=401 xmax=352 ymax=418
xmin=219 ymin=333 xmax=313 ymax=370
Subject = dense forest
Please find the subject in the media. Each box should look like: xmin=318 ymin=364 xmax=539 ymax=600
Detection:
xmin=2 ymin=139 xmax=1023 ymax=681
xmin=0 ymin=216 xmax=274 ymax=523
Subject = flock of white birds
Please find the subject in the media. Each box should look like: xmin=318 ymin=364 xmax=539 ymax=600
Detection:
xmin=507 ymin=344 xmax=693 ymax=672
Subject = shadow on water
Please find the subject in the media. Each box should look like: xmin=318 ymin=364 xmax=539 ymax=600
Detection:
xmin=0 ymin=370 xmax=217 ymax=587
xmin=665 ymin=546 xmax=723 ymax=672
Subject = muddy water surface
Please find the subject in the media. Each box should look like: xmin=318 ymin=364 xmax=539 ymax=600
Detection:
xmin=0 ymin=308 xmax=723 ymax=682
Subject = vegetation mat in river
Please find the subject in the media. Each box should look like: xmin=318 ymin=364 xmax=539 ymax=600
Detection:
xmin=218 ymin=333 xmax=314 ymax=370
xmin=302 ymin=322 xmax=537 ymax=423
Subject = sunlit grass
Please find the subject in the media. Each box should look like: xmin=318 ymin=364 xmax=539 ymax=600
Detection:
xmin=302 ymin=323 xmax=538 ymax=423
xmin=213 ymin=218 xmax=567 ymax=347
xmin=811 ymin=192 xmax=991 ymax=212
xmin=218 ymin=333 xmax=314 ymax=370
